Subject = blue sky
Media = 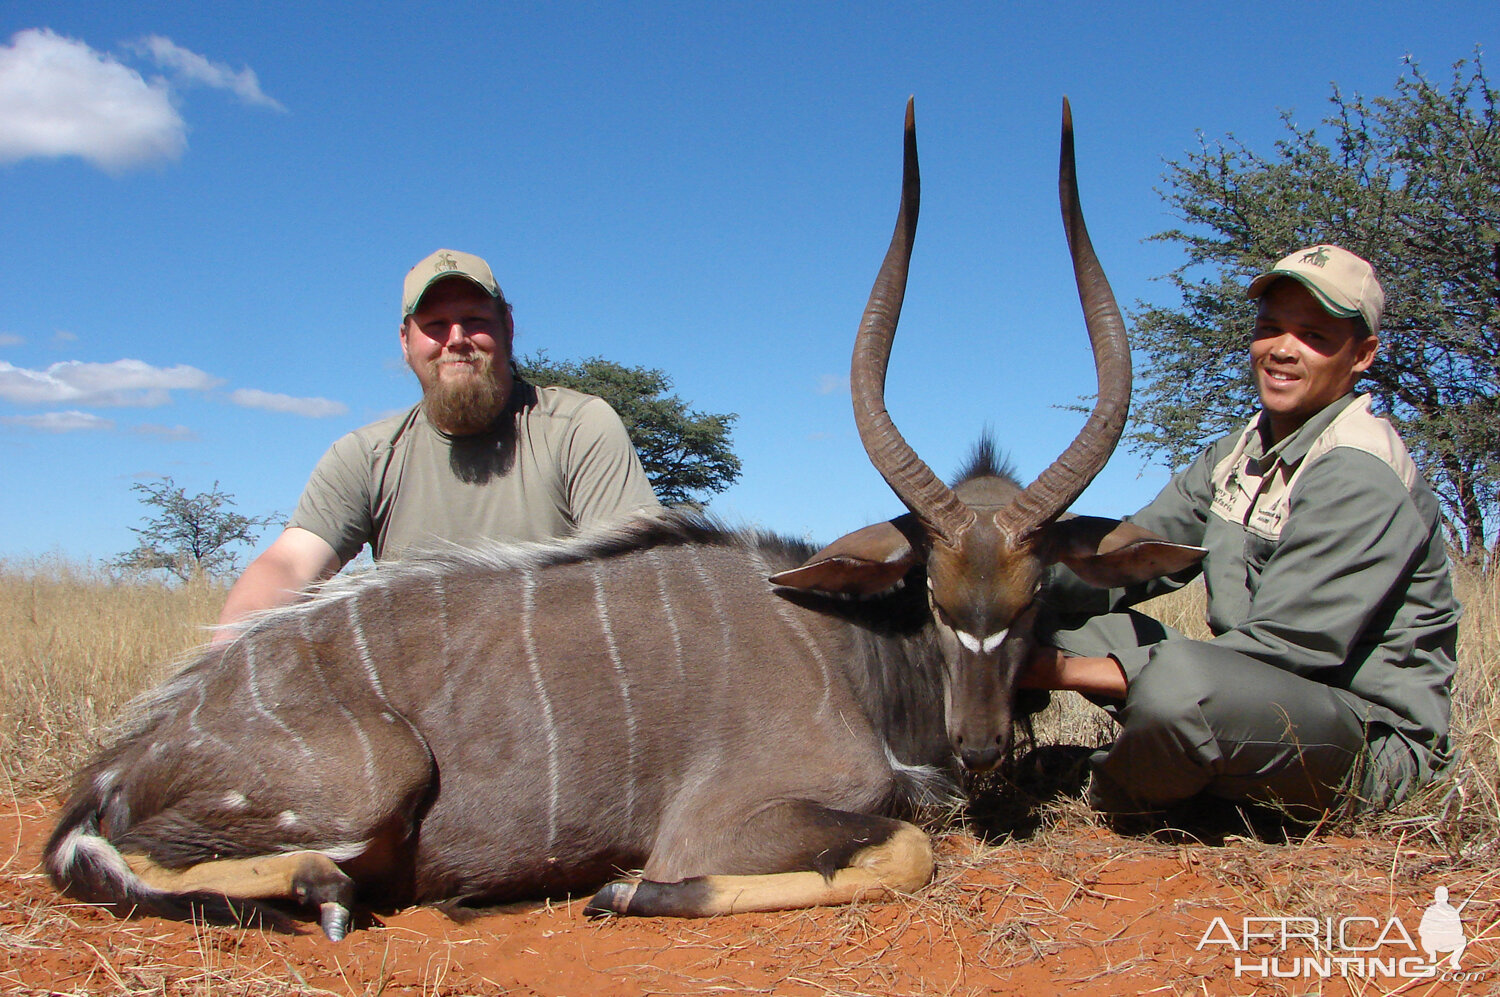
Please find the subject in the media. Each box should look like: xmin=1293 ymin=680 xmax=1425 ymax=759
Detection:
xmin=0 ymin=2 xmax=1490 ymax=568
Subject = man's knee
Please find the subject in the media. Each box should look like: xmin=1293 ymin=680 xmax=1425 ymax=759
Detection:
xmin=1120 ymin=641 xmax=1213 ymax=743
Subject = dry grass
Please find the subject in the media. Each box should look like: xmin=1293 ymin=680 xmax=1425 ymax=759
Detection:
xmin=1377 ymin=559 xmax=1500 ymax=859
xmin=0 ymin=557 xmax=226 ymax=797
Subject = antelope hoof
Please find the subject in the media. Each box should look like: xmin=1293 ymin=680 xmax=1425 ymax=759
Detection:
xmin=584 ymin=879 xmax=638 ymax=918
xmin=319 ymin=902 xmax=352 ymax=941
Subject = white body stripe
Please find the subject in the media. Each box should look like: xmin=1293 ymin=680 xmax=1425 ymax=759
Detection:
xmin=300 ymin=616 xmax=378 ymax=790
xmin=648 ymin=549 xmax=688 ymax=682
xmin=591 ymin=563 xmax=638 ymax=824
xmin=749 ymin=550 xmax=833 ymax=716
xmin=245 ymin=644 xmax=314 ymax=760
xmin=687 ymin=548 xmax=731 ymax=765
xmin=521 ymin=572 xmax=561 ymax=849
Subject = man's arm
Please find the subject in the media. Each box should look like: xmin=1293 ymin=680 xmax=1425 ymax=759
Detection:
xmin=215 ymin=527 xmax=341 ymax=640
xmin=1020 ymin=646 xmax=1127 ymax=699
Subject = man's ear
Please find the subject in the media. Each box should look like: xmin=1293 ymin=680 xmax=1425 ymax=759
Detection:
xmin=399 ymin=321 xmax=413 ymax=365
xmin=769 ymin=514 xmax=928 ymax=596
xmin=1352 ymin=333 xmax=1379 ymax=375
xmin=1043 ymin=515 xmax=1206 ymax=588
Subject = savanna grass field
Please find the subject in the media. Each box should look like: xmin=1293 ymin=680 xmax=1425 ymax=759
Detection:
xmin=0 ymin=556 xmax=1497 ymax=994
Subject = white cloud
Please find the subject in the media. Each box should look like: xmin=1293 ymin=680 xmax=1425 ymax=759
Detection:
xmin=51 ymin=329 xmax=78 ymax=346
xmin=0 ymin=333 xmax=22 ymax=347
xmin=0 ymin=28 xmax=185 ymax=171
xmin=2 ymin=410 xmax=114 ymax=432
xmin=229 ymin=388 xmax=347 ymax=418
xmin=132 ymin=422 xmax=196 ymax=440
xmin=130 ymin=35 xmax=285 ymax=111
xmin=817 ymin=374 xmax=849 ymax=396
xmin=0 ymin=359 xmax=222 ymax=406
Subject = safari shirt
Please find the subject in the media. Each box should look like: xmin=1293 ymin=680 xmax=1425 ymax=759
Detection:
xmin=1056 ymin=393 xmax=1460 ymax=791
xmin=288 ymin=381 xmax=660 ymax=564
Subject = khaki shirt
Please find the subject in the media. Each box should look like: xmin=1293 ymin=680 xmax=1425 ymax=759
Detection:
xmin=289 ymin=381 xmax=660 ymax=563
xmin=1052 ymin=393 xmax=1460 ymax=791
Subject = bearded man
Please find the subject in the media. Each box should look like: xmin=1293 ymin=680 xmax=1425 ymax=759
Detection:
xmin=218 ymin=249 xmax=660 ymax=630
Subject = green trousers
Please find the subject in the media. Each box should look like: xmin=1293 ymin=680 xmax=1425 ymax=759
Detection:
xmin=1042 ymin=610 xmax=1418 ymax=816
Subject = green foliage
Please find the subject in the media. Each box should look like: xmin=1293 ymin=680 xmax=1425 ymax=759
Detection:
xmin=516 ymin=353 xmax=741 ymax=506
xmin=1134 ymin=54 xmax=1499 ymax=563
xmin=113 ymin=477 xmax=277 ymax=581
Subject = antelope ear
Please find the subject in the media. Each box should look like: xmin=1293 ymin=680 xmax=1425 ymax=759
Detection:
xmin=769 ymin=514 xmax=927 ymax=596
xmin=1045 ymin=515 xmax=1207 ymax=588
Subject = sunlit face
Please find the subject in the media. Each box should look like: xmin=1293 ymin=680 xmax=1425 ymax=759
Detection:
xmin=400 ymin=278 xmax=513 ymax=391
xmin=1250 ymin=279 xmax=1378 ymax=443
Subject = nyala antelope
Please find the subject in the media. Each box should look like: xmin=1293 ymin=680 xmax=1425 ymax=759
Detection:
xmin=46 ymin=99 xmax=1203 ymax=939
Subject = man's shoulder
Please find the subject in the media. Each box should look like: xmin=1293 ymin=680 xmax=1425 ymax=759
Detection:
xmin=319 ymin=405 xmax=424 ymax=460
xmin=522 ymin=384 xmax=621 ymax=427
xmin=1307 ymin=396 xmax=1417 ymax=491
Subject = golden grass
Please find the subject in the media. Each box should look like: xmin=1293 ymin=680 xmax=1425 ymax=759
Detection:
xmin=1381 ymin=559 xmax=1500 ymax=858
xmin=0 ymin=557 xmax=226 ymax=797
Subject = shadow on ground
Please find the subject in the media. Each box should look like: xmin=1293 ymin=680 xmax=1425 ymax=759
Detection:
xmin=962 ymin=743 xmax=1322 ymax=847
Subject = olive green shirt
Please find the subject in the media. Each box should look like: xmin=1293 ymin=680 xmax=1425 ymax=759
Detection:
xmin=1049 ymin=393 xmax=1460 ymax=789
xmin=289 ymin=380 xmax=660 ymax=563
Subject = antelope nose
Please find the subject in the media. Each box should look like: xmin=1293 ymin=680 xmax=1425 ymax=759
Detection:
xmin=957 ymin=741 xmax=1004 ymax=773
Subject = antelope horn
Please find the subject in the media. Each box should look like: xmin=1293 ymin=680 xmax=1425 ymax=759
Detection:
xmin=994 ymin=98 xmax=1131 ymax=539
xmin=851 ymin=98 xmax=975 ymax=548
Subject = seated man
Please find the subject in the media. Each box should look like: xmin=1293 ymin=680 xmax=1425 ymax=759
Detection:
xmin=1023 ymin=245 xmax=1460 ymax=817
xmin=219 ymin=249 xmax=661 ymax=630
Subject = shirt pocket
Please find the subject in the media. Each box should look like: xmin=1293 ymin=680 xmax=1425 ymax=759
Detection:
xmin=1244 ymin=532 xmax=1277 ymax=582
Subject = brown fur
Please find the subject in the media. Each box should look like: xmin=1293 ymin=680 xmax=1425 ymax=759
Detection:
xmin=45 ymin=513 xmax=953 ymax=932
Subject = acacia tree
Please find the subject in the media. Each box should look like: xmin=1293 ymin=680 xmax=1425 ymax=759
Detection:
xmin=114 ymin=477 xmax=277 ymax=581
xmin=1132 ymin=54 xmax=1499 ymax=565
xmin=516 ymin=353 xmax=741 ymax=507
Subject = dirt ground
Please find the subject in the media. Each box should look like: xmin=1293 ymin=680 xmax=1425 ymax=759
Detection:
xmin=2 ymin=796 xmax=1495 ymax=996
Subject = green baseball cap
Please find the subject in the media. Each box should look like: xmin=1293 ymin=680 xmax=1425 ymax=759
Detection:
xmin=402 ymin=249 xmax=503 ymax=319
xmin=1247 ymin=244 xmax=1384 ymax=335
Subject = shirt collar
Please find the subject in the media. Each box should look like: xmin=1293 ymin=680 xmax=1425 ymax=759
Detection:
xmin=1247 ymin=392 xmax=1362 ymax=469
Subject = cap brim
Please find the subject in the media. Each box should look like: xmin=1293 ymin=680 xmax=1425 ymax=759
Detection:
xmin=403 ymin=272 xmax=493 ymax=318
xmin=1246 ymin=270 xmax=1361 ymax=319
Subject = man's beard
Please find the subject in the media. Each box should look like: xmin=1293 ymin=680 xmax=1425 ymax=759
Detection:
xmin=422 ymin=355 xmax=511 ymax=435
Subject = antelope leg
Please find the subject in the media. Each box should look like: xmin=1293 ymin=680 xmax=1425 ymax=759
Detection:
xmin=125 ymin=850 xmax=357 ymax=940
xmin=586 ymin=809 xmax=932 ymax=917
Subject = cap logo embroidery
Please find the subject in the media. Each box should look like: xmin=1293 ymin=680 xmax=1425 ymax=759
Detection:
xmin=434 ymin=251 xmax=459 ymax=273
xmin=1300 ymin=246 xmax=1331 ymax=267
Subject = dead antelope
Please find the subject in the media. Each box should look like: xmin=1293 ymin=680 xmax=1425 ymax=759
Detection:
xmin=46 ymin=99 xmax=1203 ymax=939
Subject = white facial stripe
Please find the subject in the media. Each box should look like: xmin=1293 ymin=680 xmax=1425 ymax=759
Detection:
xmin=954 ymin=628 xmax=1009 ymax=654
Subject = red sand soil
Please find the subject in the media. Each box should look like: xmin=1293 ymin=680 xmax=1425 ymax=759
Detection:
xmin=2 ymin=796 xmax=1494 ymax=996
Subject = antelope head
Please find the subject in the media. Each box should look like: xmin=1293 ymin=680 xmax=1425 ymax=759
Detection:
xmin=772 ymin=99 xmax=1205 ymax=772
